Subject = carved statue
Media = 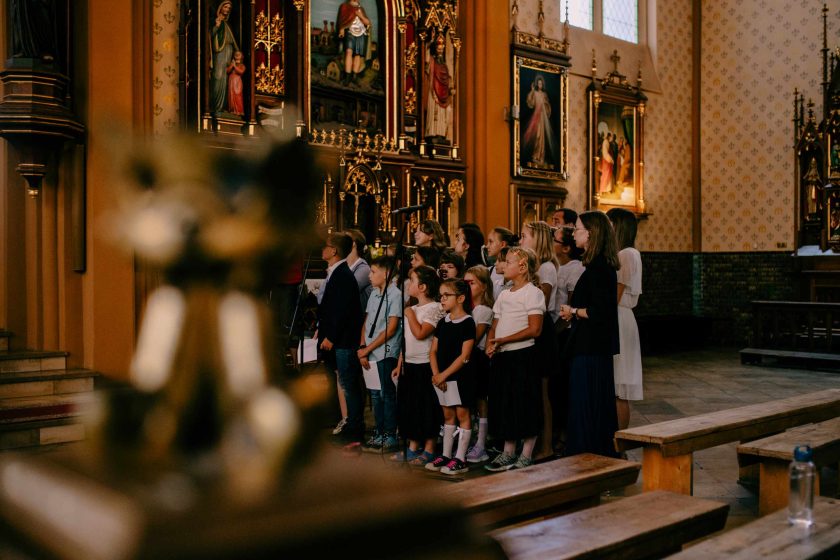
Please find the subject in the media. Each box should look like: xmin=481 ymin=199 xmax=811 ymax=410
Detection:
xmin=210 ymin=0 xmax=239 ymax=116
xmin=10 ymin=0 xmax=58 ymax=63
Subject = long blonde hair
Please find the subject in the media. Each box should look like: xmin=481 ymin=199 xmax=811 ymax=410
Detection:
xmin=506 ymin=246 xmax=540 ymax=286
xmin=523 ymin=221 xmax=559 ymax=267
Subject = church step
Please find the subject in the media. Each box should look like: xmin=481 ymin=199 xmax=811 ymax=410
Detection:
xmin=0 ymin=417 xmax=85 ymax=450
xmin=0 ymin=369 xmax=97 ymax=399
xmin=0 ymin=350 xmax=68 ymax=374
xmin=0 ymin=393 xmax=93 ymax=424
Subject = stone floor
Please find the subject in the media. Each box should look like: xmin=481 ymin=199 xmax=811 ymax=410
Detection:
xmin=610 ymin=347 xmax=840 ymax=530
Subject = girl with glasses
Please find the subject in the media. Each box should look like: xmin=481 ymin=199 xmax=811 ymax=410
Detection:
xmin=484 ymin=247 xmax=545 ymax=472
xmin=426 ymin=279 xmax=476 ymax=475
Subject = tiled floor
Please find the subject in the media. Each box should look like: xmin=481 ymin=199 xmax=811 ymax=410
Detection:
xmin=613 ymin=347 xmax=840 ymax=529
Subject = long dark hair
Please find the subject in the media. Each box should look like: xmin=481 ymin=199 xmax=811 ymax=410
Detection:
xmin=411 ymin=265 xmax=441 ymax=301
xmin=459 ymin=224 xmax=485 ymax=268
xmin=579 ymin=211 xmax=619 ymax=269
xmin=606 ymin=207 xmax=638 ymax=250
xmin=491 ymin=227 xmax=518 ymax=247
xmin=418 ymin=219 xmax=448 ymax=250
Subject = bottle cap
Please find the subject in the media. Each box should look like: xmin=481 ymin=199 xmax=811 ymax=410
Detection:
xmin=793 ymin=444 xmax=813 ymax=462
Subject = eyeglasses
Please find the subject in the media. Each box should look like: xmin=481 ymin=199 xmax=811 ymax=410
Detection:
xmin=439 ymin=292 xmax=458 ymax=299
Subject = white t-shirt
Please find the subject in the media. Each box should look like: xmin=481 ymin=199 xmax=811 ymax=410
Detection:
xmin=555 ymin=259 xmax=585 ymax=308
xmin=492 ymin=283 xmax=546 ymax=352
xmin=471 ymin=304 xmax=494 ymax=350
xmin=617 ymin=248 xmax=643 ymax=309
xmin=404 ymin=301 xmax=444 ymax=363
xmin=537 ymin=261 xmax=559 ymax=323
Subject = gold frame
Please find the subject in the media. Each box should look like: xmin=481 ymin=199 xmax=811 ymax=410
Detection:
xmin=586 ymin=50 xmax=648 ymax=216
xmin=512 ymin=55 xmax=569 ymax=181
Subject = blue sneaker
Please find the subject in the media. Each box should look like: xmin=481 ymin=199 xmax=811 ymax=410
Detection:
xmin=363 ymin=434 xmax=383 ymax=453
xmin=380 ymin=434 xmax=399 ymax=453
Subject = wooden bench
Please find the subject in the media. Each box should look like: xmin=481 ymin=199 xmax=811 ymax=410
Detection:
xmin=668 ymin=496 xmax=840 ymax=559
xmin=444 ymin=453 xmax=640 ymax=528
xmin=737 ymin=417 xmax=840 ymax=515
xmin=491 ymin=490 xmax=729 ymax=560
xmin=614 ymin=389 xmax=840 ymax=495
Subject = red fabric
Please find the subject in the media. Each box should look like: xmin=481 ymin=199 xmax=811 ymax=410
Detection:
xmin=430 ymin=57 xmax=451 ymax=108
xmin=227 ymin=62 xmax=245 ymax=115
xmin=279 ymin=257 xmax=304 ymax=284
xmin=337 ymin=3 xmax=360 ymax=32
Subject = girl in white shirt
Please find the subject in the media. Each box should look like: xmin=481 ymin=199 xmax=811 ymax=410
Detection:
xmin=463 ymin=265 xmax=495 ymax=463
xmin=606 ymin=208 xmax=643 ymax=431
xmin=484 ymin=247 xmax=545 ymax=472
xmin=393 ymin=265 xmax=444 ymax=466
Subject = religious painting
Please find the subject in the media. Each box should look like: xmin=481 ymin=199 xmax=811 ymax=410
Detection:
xmin=207 ymin=0 xmax=249 ymax=124
xmin=309 ymin=0 xmax=386 ymax=134
xmin=587 ymin=82 xmax=647 ymax=215
xmin=827 ymin=188 xmax=840 ymax=252
xmin=829 ymin=134 xmax=840 ymax=180
xmin=512 ymin=55 xmax=568 ymax=181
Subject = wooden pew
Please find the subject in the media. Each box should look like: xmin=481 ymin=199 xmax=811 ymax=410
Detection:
xmin=737 ymin=417 xmax=840 ymax=515
xmin=668 ymin=496 xmax=840 ymax=559
xmin=614 ymin=389 xmax=840 ymax=495
xmin=444 ymin=453 xmax=640 ymax=528
xmin=491 ymin=490 xmax=729 ymax=560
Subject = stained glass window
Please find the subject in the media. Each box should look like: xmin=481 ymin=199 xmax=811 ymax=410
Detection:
xmin=561 ymin=0 xmax=593 ymax=31
xmin=603 ymin=0 xmax=638 ymax=43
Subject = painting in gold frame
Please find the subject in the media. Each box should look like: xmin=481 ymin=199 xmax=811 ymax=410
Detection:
xmin=586 ymin=79 xmax=647 ymax=215
xmin=512 ymin=55 xmax=569 ymax=181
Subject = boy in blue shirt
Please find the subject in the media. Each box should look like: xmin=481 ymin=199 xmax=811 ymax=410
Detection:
xmin=357 ymin=256 xmax=403 ymax=452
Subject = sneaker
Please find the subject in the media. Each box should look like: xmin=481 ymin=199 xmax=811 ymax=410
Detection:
xmin=510 ymin=455 xmax=534 ymax=470
xmin=425 ymin=455 xmax=450 ymax=472
xmin=466 ymin=446 xmax=489 ymax=463
xmin=441 ymin=458 xmax=469 ymax=475
xmin=484 ymin=453 xmax=517 ymax=472
xmin=363 ymin=434 xmax=383 ymax=452
xmin=380 ymin=435 xmax=399 ymax=453
xmin=332 ymin=417 xmax=348 ymax=436
xmin=409 ymin=451 xmax=435 ymax=467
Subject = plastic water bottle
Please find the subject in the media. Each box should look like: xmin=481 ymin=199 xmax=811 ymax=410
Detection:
xmin=788 ymin=444 xmax=815 ymax=527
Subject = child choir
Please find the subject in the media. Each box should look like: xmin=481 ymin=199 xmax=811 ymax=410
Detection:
xmin=319 ymin=210 xmax=643 ymax=473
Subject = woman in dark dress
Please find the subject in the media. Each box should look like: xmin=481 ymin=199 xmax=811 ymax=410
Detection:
xmin=558 ymin=211 xmax=620 ymax=457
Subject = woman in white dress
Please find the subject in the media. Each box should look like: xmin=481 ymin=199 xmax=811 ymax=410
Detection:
xmin=606 ymin=208 xmax=642 ymax=431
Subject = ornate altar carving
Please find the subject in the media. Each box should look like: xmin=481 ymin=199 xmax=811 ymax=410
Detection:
xmin=180 ymin=0 xmax=466 ymax=243
xmin=793 ymin=4 xmax=840 ymax=252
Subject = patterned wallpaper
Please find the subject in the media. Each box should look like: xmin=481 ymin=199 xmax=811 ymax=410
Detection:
xmin=701 ymin=0 xmax=839 ymax=252
xmin=153 ymin=0 xmax=180 ymax=134
xmin=510 ymin=0 xmax=694 ymax=252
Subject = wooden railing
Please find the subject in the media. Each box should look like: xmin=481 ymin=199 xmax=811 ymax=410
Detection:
xmin=741 ymin=301 xmax=840 ymax=366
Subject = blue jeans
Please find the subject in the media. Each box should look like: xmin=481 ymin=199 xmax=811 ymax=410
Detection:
xmin=369 ymin=357 xmax=397 ymax=435
xmin=335 ymin=348 xmax=364 ymax=441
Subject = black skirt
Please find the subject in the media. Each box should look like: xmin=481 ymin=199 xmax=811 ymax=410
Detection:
xmin=535 ymin=312 xmax=559 ymax=378
xmin=472 ymin=348 xmax=491 ymax=401
xmin=565 ymin=355 xmax=619 ymax=458
xmin=397 ymin=362 xmax=443 ymax=441
xmin=487 ymin=346 xmax=542 ymax=441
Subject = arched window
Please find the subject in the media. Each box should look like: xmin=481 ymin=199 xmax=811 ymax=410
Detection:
xmin=563 ymin=0 xmax=641 ymax=44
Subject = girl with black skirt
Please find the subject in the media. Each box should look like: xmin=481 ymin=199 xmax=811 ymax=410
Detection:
xmin=394 ymin=265 xmax=444 ymax=466
xmin=485 ymin=247 xmax=546 ymax=472
xmin=463 ymin=265 xmax=495 ymax=463
xmin=559 ymin=211 xmax=620 ymax=458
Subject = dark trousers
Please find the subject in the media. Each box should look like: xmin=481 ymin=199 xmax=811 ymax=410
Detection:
xmin=335 ymin=348 xmax=365 ymax=441
xmin=370 ymin=357 xmax=398 ymax=436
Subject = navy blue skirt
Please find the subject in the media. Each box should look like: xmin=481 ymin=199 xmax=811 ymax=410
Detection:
xmin=565 ymin=355 xmax=619 ymax=458
xmin=397 ymin=362 xmax=443 ymax=441
xmin=488 ymin=346 xmax=542 ymax=441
